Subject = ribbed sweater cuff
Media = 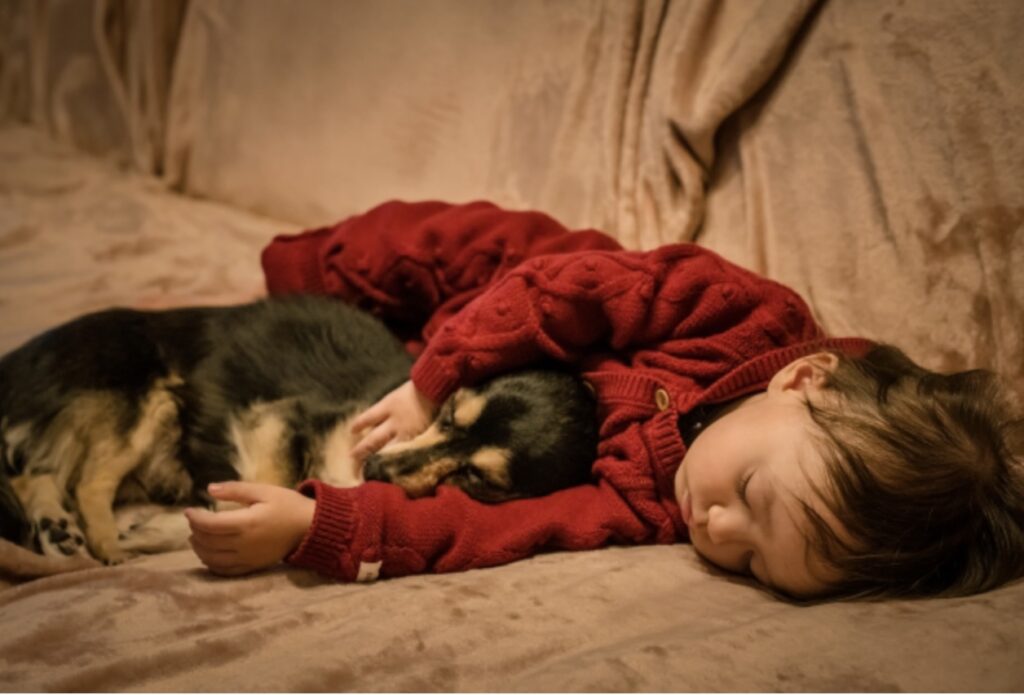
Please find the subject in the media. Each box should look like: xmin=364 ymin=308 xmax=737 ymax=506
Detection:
xmin=286 ymin=480 xmax=360 ymax=580
xmin=261 ymin=230 xmax=329 ymax=295
xmin=410 ymin=352 xmax=461 ymax=405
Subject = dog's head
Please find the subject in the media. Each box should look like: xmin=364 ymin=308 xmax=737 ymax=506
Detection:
xmin=363 ymin=370 xmax=598 ymax=502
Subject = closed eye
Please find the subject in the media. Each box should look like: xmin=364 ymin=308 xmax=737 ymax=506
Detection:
xmin=736 ymin=469 xmax=754 ymax=507
xmin=462 ymin=466 xmax=490 ymax=485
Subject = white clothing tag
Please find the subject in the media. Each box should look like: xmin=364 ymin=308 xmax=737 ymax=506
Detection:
xmin=356 ymin=560 xmax=382 ymax=582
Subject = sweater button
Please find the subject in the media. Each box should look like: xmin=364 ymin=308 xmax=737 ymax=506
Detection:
xmin=495 ymin=301 xmax=509 ymax=316
xmin=655 ymin=388 xmax=671 ymax=411
xmin=539 ymin=298 xmax=555 ymax=318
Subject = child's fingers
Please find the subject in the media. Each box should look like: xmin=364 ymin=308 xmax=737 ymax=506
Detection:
xmin=189 ymin=533 xmax=239 ymax=559
xmin=188 ymin=529 xmax=241 ymax=553
xmin=184 ymin=506 xmax=246 ymax=536
xmin=189 ymin=536 xmax=240 ymax=574
xmin=195 ymin=552 xmax=247 ymax=577
xmin=352 ymin=405 xmax=387 ymax=434
xmin=206 ymin=480 xmax=269 ymax=505
xmin=351 ymin=424 xmax=395 ymax=462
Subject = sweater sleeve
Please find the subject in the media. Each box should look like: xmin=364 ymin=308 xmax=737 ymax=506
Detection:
xmin=260 ymin=200 xmax=622 ymax=341
xmin=286 ymin=474 xmax=653 ymax=582
xmin=409 ymin=244 xmax=823 ymax=404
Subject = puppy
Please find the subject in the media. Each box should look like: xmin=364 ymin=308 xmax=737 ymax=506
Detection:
xmin=0 ymin=296 xmax=598 ymax=563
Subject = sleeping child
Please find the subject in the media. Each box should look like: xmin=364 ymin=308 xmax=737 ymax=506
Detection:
xmin=185 ymin=200 xmax=1024 ymax=599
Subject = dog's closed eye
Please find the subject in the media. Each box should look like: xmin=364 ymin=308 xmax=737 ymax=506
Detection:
xmin=437 ymin=401 xmax=457 ymax=433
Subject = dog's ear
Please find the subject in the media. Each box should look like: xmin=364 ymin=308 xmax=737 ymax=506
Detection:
xmin=450 ymin=389 xmax=489 ymax=429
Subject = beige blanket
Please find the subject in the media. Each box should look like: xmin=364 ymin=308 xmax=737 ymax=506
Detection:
xmin=2 ymin=542 xmax=1023 ymax=692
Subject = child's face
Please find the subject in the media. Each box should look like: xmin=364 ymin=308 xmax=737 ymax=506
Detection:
xmin=674 ymin=354 xmax=845 ymax=598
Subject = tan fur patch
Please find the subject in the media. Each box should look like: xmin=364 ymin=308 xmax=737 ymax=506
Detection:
xmin=389 ymin=457 xmax=461 ymax=498
xmin=453 ymin=392 xmax=487 ymax=428
xmin=1 ymin=422 xmax=31 ymax=468
xmin=20 ymin=392 xmax=118 ymax=489
xmin=228 ymin=400 xmax=295 ymax=488
xmin=470 ymin=447 xmax=513 ymax=488
xmin=316 ymin=413 xmax=365 ymax=488
xmin=76 ymin=382 xmax=181 ymax=563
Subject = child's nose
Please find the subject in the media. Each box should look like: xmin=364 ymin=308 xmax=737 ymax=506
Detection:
xmin=705 ymin=504 xmax=745 ymax=545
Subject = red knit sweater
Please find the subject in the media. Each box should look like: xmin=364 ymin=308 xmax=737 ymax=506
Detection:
xmin=261 ymin=200 xmax=872 ymax=582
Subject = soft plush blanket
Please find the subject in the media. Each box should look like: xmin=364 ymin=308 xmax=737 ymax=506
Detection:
xmin=3 ymin=543 xmax=1024 ymax=692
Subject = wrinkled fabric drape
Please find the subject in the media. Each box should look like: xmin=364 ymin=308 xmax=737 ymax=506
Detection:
xmin=699 ymin=0 xmax=1024 ymax=397
xmin=0 ymin=0 xmax=186 ymax=170
xmin=3 ymin=0 xmax=817 ymax=249
xmin=160 ymin=0 xmax=817 ymax=248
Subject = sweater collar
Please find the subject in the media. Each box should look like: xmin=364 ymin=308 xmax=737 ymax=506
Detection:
xmin=694 ymin=337 xmax=876 ymax=408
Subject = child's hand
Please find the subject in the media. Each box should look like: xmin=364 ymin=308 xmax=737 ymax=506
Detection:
xmin=350 ymin=380 xmax=438 ymax=462
xmin=185 ymin=481 xmax=315 ymax=576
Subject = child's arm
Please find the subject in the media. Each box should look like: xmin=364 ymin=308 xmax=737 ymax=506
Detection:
xmin=260 ymin=200 xmax=622 ymax=341
xmin=408 ymin=244 xmax=824 ymax=414
xmin=188 ymin=471 xmax=666 ymax=580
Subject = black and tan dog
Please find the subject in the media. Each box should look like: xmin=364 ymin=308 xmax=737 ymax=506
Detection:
xmin=0 ymin=296 xmax=597 ymax=563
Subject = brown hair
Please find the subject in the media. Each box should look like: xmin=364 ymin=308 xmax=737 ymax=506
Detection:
xmin=803 ymin=345 xmax=1024 ymax=598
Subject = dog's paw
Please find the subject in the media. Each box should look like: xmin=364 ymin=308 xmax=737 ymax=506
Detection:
xmin=36 ymin=515 xmax=89 ymax=559
xmin=91 ymin=540 xmax=130 ymax=565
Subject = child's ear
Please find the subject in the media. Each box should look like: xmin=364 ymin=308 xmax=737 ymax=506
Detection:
xmin=770 ymin=352 xmax=839 ymax=395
